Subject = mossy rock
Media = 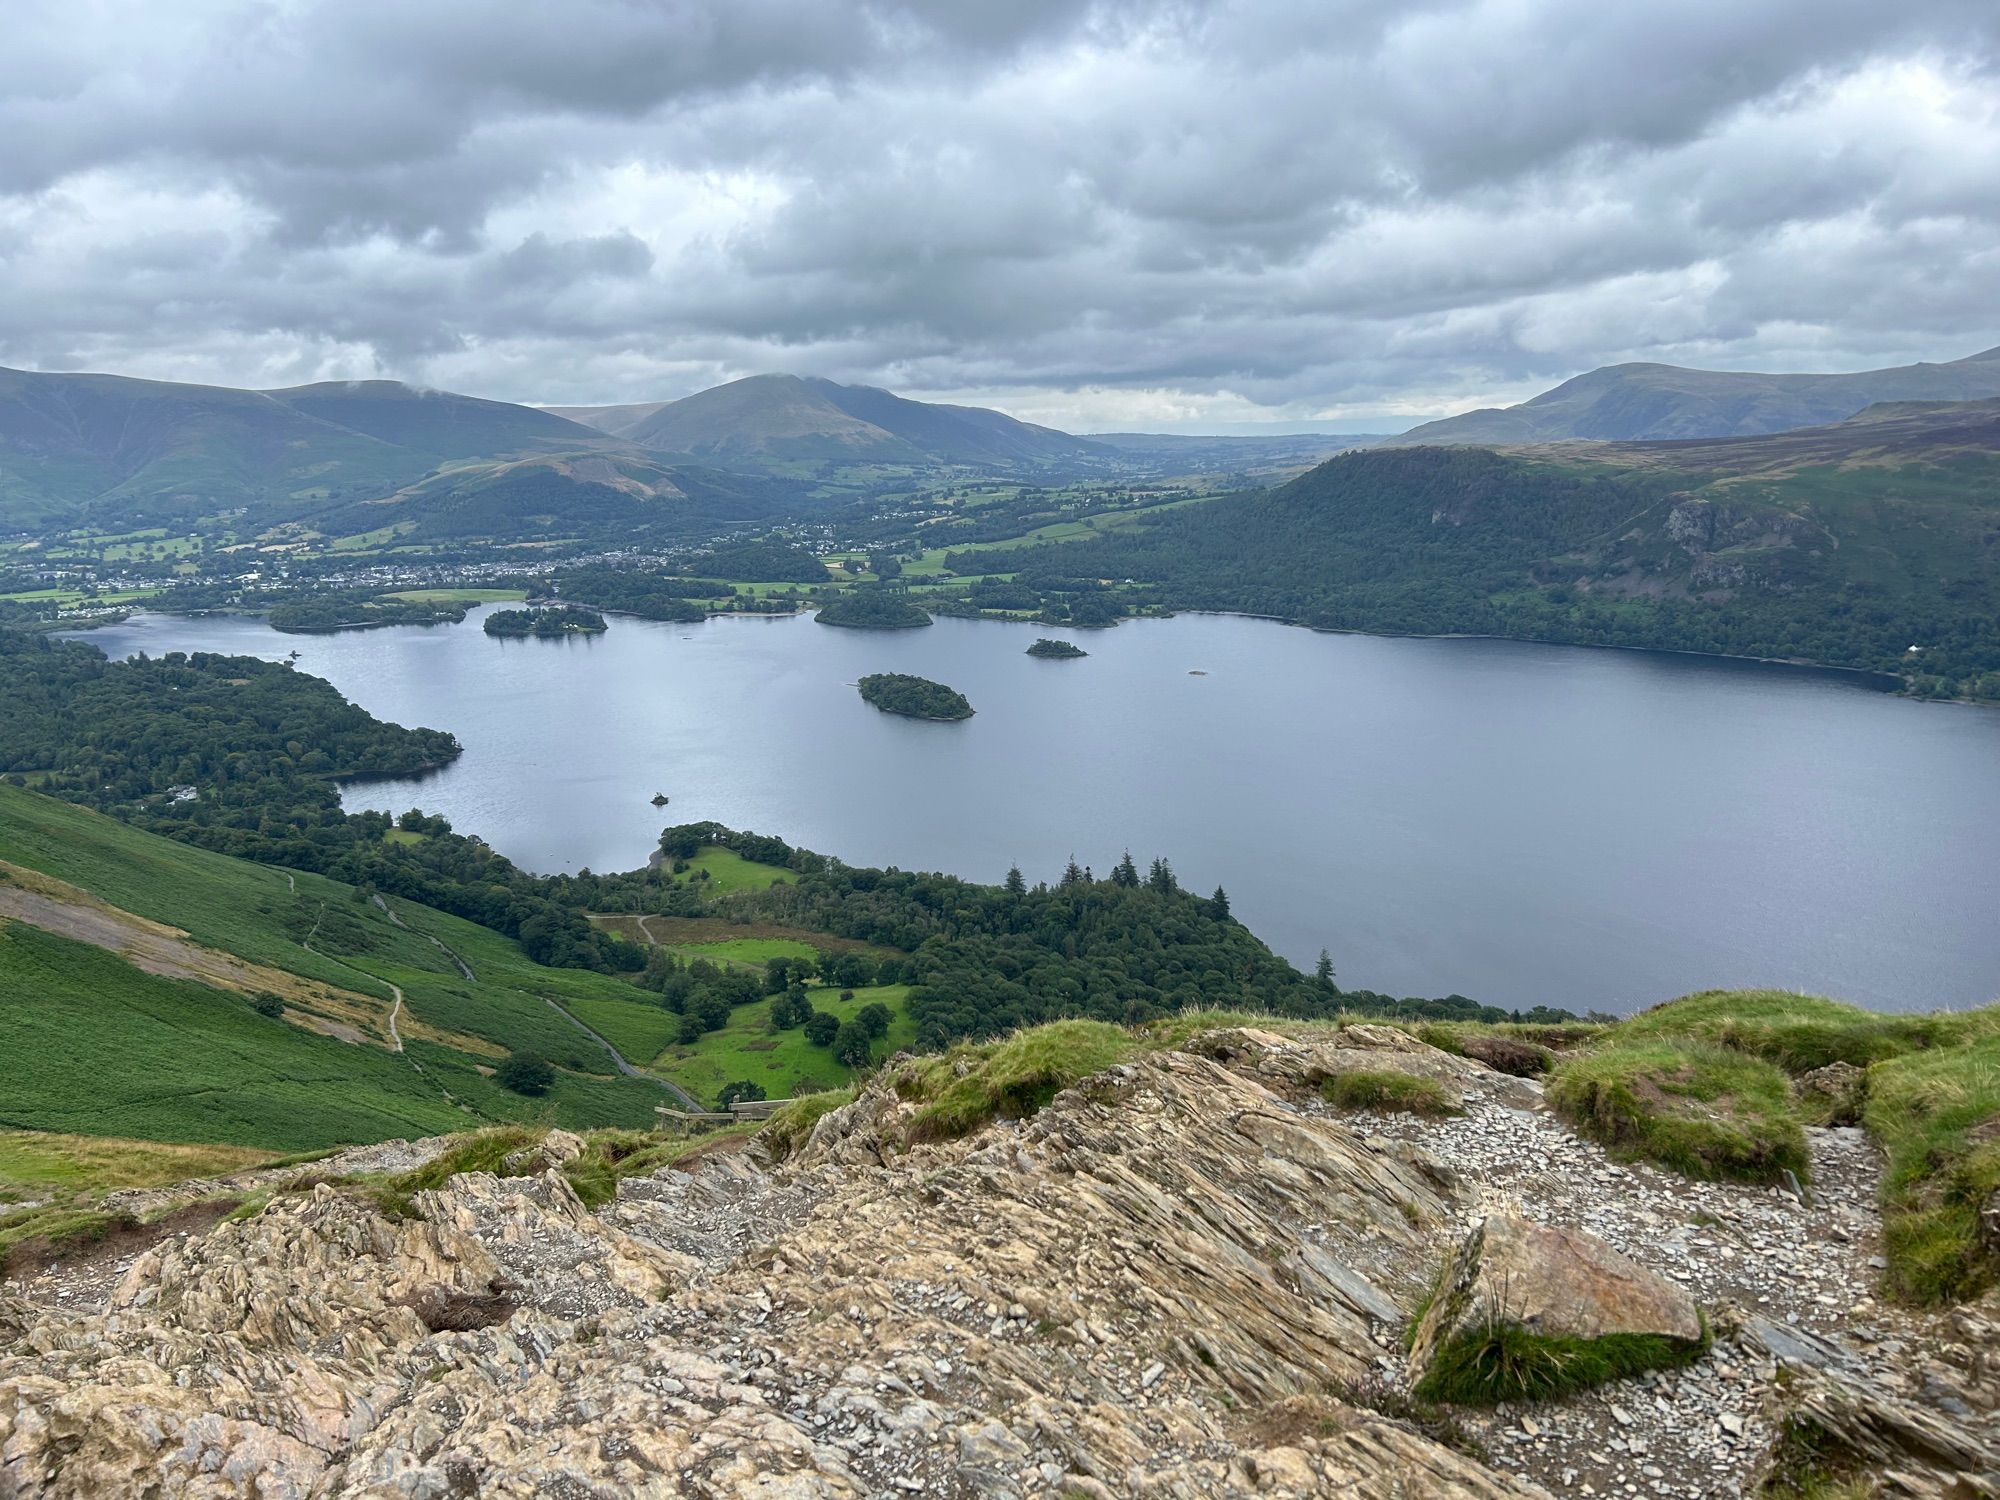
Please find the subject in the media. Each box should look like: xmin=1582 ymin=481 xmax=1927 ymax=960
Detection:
xmin=1408 ymin=1214 xmax=1706 ymax=1405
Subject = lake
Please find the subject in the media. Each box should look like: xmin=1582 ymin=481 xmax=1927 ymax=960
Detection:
xmin=79 ymin=606 xmax=2000 ymax=1015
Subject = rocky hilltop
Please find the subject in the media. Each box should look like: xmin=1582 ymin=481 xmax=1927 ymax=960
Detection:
xmin=2 ymin=1025 xmax=1995 ymax=1498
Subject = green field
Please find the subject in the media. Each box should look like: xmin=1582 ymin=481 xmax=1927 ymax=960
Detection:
xmin=650 ymin=984 xmax=916 ymax=1102
xmin=668 ymin=846 xmax=795 ymax=894
xmin=0 ymin=786 xmax=672 ymax=1140
xmin=663 ymin=937 xmax=822 ymax=970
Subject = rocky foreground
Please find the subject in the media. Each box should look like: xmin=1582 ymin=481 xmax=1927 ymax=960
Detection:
xmin=2 ymin=1026 xmax=1995 ymax=1498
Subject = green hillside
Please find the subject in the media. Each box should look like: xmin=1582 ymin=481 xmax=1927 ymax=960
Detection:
xmin=1399 ymin=343 xmax=2000 ymax=444
xmin=0 ymin=785 xmax=670 ymax=1148
xmin=1010 ymin=399 xmax=2000 ymax=699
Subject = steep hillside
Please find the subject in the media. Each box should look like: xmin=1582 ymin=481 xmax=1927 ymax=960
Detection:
xmin=0 ymin=368 xmax=626 ymax=534
xmin=0 ymin=367 xmax=419 ymax=529
xmin=1399 ymin=343 xmax=2000 ymax=444
xmin=561 ymin=374 xmax=1105 ymax=469
xmin=1011 ymin=398 xmax=2000 ymax=698
xmin=262 ymin=380 xmax=601 ymax=459
xmin=0 ymin=784 xmax=673 ymax=1148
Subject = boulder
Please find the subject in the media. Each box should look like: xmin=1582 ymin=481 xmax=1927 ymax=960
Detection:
xmin=1796 ymin=1062 xmax=1867 ymax=1126
xmin=1409 ymin=1214 xmax=1704 ymax=1401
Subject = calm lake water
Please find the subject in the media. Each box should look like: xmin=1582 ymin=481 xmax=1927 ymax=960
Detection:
xmin=80 ymin=606 xmax=2000 ymax=1015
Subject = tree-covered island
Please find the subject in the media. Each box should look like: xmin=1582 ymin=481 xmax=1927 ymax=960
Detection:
xmin=857 ymin=672 xmax=974 ymax=720
xmin=1026 ymin=637 xmax=1088 ymax=659
xmin=815 ymin=591 xmax=931 ymax=629
xmin=483 ymin=605 xmax=609 ymax=638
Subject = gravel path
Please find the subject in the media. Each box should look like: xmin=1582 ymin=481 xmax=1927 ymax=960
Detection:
xmin=1331 ymin=1072 xmax=1947 ymax=1498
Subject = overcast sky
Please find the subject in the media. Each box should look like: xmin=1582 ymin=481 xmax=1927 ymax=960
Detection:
xmin=1 ymin=1 xmax=1996 ymax=432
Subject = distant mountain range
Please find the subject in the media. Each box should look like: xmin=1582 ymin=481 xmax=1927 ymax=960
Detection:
xmin=550 ymin=373 xmax=1100 ymax=468
xmin=0 ymin=368 xmax=611 ymax=531
xmin=1397 ymin=345 xmax=2000 ymax=445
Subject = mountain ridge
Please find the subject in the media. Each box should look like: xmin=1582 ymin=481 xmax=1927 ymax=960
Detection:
xmin=1397 ymin=344 xmax=2000 ymax=445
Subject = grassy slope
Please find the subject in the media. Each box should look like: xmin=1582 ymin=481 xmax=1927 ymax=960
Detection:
xmin=0 ymin=786 xmax=667 ymax=1141
xmin=651 ymin=984 xmax=917 ymax=1102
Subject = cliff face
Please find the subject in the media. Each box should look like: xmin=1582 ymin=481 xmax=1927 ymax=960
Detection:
xmin=3 ymin=1026 xmax=1995 ymax=1498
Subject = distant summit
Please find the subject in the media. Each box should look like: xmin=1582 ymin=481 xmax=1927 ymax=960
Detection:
xmin=1396 ymin=344 xmax=2000 ymax=445
xmin=552 ymin=373 xmax=1105 ymax=468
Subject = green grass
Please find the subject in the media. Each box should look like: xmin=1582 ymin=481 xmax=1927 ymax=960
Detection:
xmin=1547 ymin=1040 xmax=1808 ymax=1184
xmin=1414 ymin=1320 xmax=1706 ymax=1406
xmin=651 ymin=985 xmax=917 ymax=1104
xmin=1864 ymin=1034 xmax=2000 ymax=1303
xmin=1321 ymin=1070 xmax=1460 ymax=1116
xmin=659 ymin=937 xmax=820 ymax=970
xmin=0 ymin=1131 xmax=272 ymax=1200
xmin=665 ymin=847 xmax=795 ymax=895
xmin=0 ymin=921 xmax=481 ymax=1150
xmin=887 ymin=1019 xmax=1142 ymax=1142
xmin=0 ymin=785 xmax=670 ymax=1137
xmin=1619 ymin=989 xmax=2000 ymax=1071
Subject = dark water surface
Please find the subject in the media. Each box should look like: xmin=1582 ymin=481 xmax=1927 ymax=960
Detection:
xmin=81 ymin=607 xmax=2000 ymax=1014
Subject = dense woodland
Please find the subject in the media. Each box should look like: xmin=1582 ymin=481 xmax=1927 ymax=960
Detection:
xmin=857 ymin=673 xmax=974 ymax=720
xmin=267 ymin=592 xmax=467 ymax=634
xmin=482 ymin=605 xmax=608 ymax=638
xmin=546 ymin=567 xmax=727 ymax=622
xmin=1007 ymin=447 xmax=2000 ymax=699
xmin=0 ymin=631 xmax=639 ymax=971
xmin=815 ymin=589 xmax=931 ymax=628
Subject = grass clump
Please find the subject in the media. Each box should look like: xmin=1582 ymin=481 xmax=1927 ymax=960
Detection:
xmin=366 ymin=1127 xmax=541 ymax=1217
xmin=1863 ymin=1034 xmax=2000 ymax=1304
xmin=1414 ymin=1319 xmax=1706 ymax=1406
xmin=1547 ymin=1040 xmax=1808 ymax=1185
xmin=894 ymin=1020 xmax=1143 ymax=1142
xmin=759 ymin=1088 xmax=857 ymax=1159
xmin=1321 ymin=1070 xmax=1460 ymax=1117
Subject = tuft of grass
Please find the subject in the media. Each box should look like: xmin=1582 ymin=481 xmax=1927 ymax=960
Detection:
xmin=1863 ymin=1034 xmax=2000 ymax=1304
xmin=1758 ymin=1414 xmax=1880 ymax=1499
xmin=1547 ymin=1040 xmax=1808 ymax=1185
xmin=887 ymin=1020 xmax=1143 ymax=1143
xmin=1414 ymin=1315 xmax=1706 ymax=1405
xmin=557 ymin=1126 xmax=756 ymax=1207
xmin=1321 ymin=1070 xmax=1460 ymax=1117
xmin=365 ymin=1127 xmax=540 ymax=1217
xmin=760 ymin=1088 xmax=857 ymax=1159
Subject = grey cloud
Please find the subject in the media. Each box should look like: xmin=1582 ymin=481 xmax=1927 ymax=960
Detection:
xmin=0 ymin=0 xmax=1996 ymax=426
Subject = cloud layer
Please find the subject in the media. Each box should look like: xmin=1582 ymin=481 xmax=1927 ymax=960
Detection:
xmin=2 ymin=0 xmax=1996 ymax=429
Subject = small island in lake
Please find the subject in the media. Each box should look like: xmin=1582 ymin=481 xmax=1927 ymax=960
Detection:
xmin=858 ymin=673 xmax=974 ymax=721
xmin=815 ymin=591 xmax=931 ymax=629
xmin=268 ymin=594 xmax=467 ymax=635
xmin=483 ymin=605 xmax=609 ymax=638
xmin=1027 ymin=637 xmax=1088 ymax=659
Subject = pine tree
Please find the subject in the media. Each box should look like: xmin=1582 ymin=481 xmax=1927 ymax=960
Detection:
xmin=1061 ymin=856 xmax=1085 ymax=887
xmin=1209 ymin=884 xmax=1230 ymax=920
xmin=1146 ymin=857 xmax=1177 ymax=894
xmin=1315 ymin=949 xmax=1336 ymax=988
xmin=1111 ymin=851 xmax=1140 ymax=887
xmin=1004 ymin=865 xmax=1027 ymax=896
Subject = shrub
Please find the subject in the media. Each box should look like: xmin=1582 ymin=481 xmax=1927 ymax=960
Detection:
xmin=495 ymin=1051 xmax=555 ymax=1096
xmin=717 ymin=1079 xmax=767 ymax=1109
xmin=1547 ymin=1041 xmax=1807 ymax=1185
xmin=250 ymin=992 xmax=286 ymax=1019
xmin=1321 ymin=1070 xmax=1460 ymax=1116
